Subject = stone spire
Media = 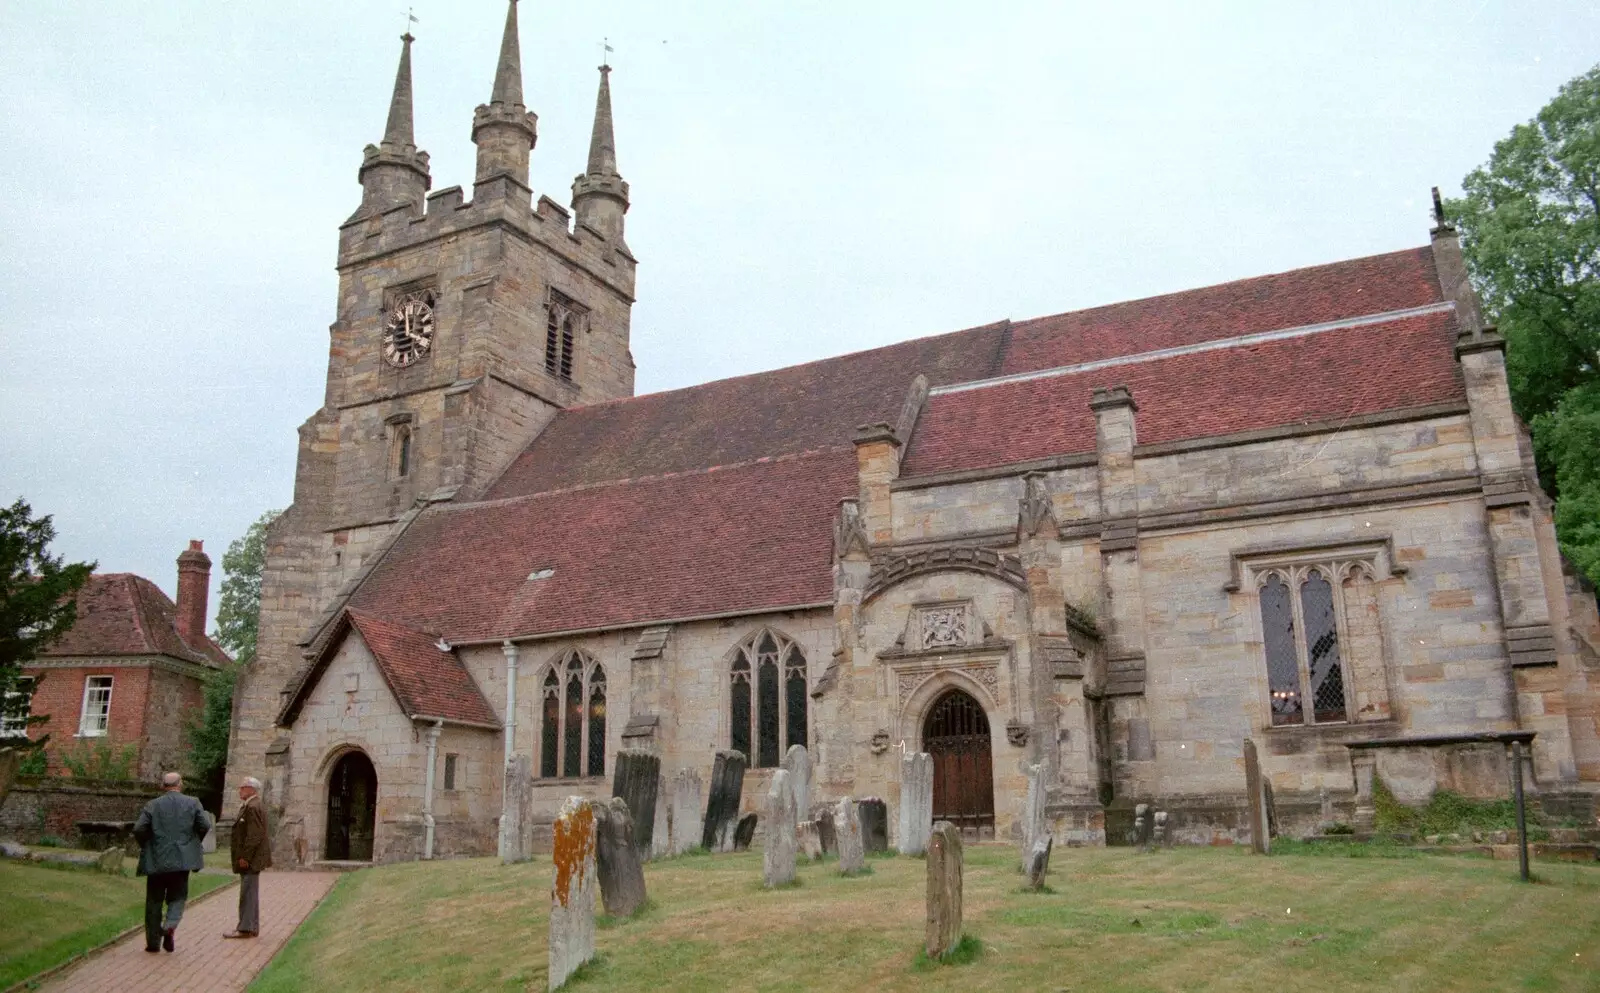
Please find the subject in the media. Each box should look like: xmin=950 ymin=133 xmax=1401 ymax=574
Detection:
xmin=473 ymin=0 xmax=538 ymax=190
xmin=356 ymin=33 xmax=431 ymax=218
xmin=572 ymin=64 xmax=630 ymax=242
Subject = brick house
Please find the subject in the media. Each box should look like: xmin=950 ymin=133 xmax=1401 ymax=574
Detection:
xmin=11 ymin=542 xmax=228 ymax=780
xmin=227 ymin=4 xmax=1600 ymax=864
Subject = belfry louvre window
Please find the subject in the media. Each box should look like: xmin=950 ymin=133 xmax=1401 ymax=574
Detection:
xmin=729 ymin=630 xmax=808 ymax=768
xmin=539 ymin=650 xmax=607 ymax=778
xmin=1253 ymin=559 xmax=1391 ymax=727
xmin=544 ymin=290 xmax=585 ymax=381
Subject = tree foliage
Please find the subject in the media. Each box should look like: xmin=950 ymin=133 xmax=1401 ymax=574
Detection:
xmin=187 ymin=509 xmax=279 ymax=791
xmin=0 ymin=499 xmax=94 ymax=739
xmin=1447 ymin=64 xmax=1600 ymax=583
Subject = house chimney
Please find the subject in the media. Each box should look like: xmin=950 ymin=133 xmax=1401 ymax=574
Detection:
xmin=175 ymin=540 xmax=211 ymax=646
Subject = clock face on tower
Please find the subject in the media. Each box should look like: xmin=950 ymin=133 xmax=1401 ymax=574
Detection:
xmin=382 ymin=298 xmax=436 ymax=368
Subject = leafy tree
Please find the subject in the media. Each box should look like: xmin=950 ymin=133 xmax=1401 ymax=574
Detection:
xmin=0 ymin=499 xmax=94 ymax=741
xmin=187 ymin=509 xmax=279 ymax=798
xmin=1447 ymin=64 xmax=1600 ymax=582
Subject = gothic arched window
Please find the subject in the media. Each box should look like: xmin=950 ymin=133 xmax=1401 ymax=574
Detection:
xmin=539 ymin=650 xmax=608 ymax=779
xmin=728 ymin=630 xmax=807 ymax=768
xmin=1255 ymin=565 xmax=1354 ymax=727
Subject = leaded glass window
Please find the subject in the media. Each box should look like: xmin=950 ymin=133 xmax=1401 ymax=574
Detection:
xmin=587 ymin=666 xmax=607 ymax=777
xmin=1301 ymin=572 xmax=1348 ymax=723
xmin=1260 ymin=575 xmax=1303 ymax=726
xmin=1252 ymin=561 xmax=1370 ymax=728
xmin=541 ymin=670 xmax=560 ymax=778
xmin=563 ymin=665 xmax=583 ymax=778
xmin=728 ymin=630 xmax=807 ymax=767
xmin=538 ymin=650 xmax=609 ymax=780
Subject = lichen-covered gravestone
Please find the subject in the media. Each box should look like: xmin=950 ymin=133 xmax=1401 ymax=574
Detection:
xmin=1243 ymin=738 xmax=1271 ymax=855
xmin=594 ymin=797 xmax=648 ymax=918
xmin=858 ymin=797 xmax=889 ymax=853
xmin=501 ymin=754 xmax=536 ymax=864
xmin=549 ymin=797 xmax=597 ymax=990
xmin=1024 ymin=835 xmax=1052 ymax=891
xmin=925 ymin=821 xmax=963 ymax=958
xmin=764 ymin=769 xmax=797 ymax=887
xmin=733 ymin=812 xmax=758 ymax=851
xmin=651 ymin=773 xmax=671 ymax=860
xmin=611 ymin=750 xmax=661 ymax=857
xmin=898 ymin=751 xmax=933 ymax=856
xmin=797 ymin=820 xmax=823 ymax=860
xmin=836 ymin=797 xmax=865 ymax=875
xmin=670 ymin=769 xmax=704 ymax=855
xmin=781 ymin=745 xmax=811 ymax=818
xmin=702 ymin=749 xmax=747 ymax=852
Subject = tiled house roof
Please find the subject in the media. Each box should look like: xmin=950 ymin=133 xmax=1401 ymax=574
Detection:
xmin=306 ymin=245 xmax=1466 ymax=673
xmin=40 ymin=573 xmax=228 ymax=668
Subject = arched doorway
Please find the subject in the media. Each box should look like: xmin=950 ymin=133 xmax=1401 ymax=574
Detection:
xmin=923 ymin=688 xmax=995 ymax=839
xmin=325 ymin=751 xmax=377 ymax=861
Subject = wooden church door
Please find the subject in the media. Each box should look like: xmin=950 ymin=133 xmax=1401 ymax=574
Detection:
xmin=923 ymin=688 xmax=995 ymax=839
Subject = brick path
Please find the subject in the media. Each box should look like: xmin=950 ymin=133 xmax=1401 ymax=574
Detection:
xmin=41 ymin=871 xmax=338 ymax=993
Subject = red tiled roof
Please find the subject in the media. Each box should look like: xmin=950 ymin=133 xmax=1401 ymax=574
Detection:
xmin=354 ymin=447 xmax=855 ymax=642
xmin=39 ymin=573 xmax=228 ymax=668
xmin=347 ymin=611 xmax=499 ymax=727
xmin=330 ymin=245 xmax=1461 ymax=649
xmin=902 ymin=309 xmax=1467 ymax=477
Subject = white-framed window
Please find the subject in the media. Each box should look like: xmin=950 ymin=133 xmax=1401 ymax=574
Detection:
xmin=1 ymin=677 xmax=35 ymax=738
xmin=79 ymin=675 xmax=114 ymax=737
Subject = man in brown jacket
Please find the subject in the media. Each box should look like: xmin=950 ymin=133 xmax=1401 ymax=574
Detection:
xmin=224 ymin=776 xmax=272 ymax=938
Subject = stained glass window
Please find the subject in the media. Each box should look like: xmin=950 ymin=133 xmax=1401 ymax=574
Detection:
xmin=729 ymin=631 xmax=807 ymax=767
xmin=1301 ymin=572 xmax=1348 ymax=723
xmin=563 ymin=658 xmax=584 ymax=779
xmin=1260 ymin=575 xmax=1303 ymax=726
xmin=541 ymin=670 xmax=560 ymax=778
xmin=785 ymin=648 xmax=807 ymax=751
xmin=587 ymin=666 xmax=607 ymax=777
xmin=757 ymin=654 xmax=780 ymax=768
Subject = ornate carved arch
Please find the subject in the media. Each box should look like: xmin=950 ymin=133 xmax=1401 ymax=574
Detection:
xmin=897 ymin=668 xmax=999 ymax=750
xmin=862 ymin=546 xmax=1027 ymax=605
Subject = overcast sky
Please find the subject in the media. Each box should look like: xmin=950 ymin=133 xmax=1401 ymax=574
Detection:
xmin=1 ymin=1 xmax=1596 ymax=633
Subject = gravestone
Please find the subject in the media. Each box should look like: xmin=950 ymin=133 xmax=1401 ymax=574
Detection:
xmin=858 ymin=797 xmax=889 ymax=853
xmin=797 ymin=820 xmax=824 ymax=861
xmin=898 ymin=751 xmax=934 ymax=856
xmin=702 ymin=750 xmax=747 ymax=853
xmin=548 ymin=797 xmax=598 ymax=990
xmin=733 ymin=812 xmax=758 ymax=851
xmin=814 ymin=806 xmax=837 ymax=854
xmin=670 ymin=769 xmax=704 ymax=855
xmin=96 ymin=847 xmax=124 ymax=874
xmin=594 ymin=798 xmax=648 ymax=918
xmin=836 ymin=797 xmax=865 ymax=875
xmin=611 ymin=750 xmax=661 ymax=857
xmin=1153 ymin=811 xmax=1169 ymax=848
xmin=1021 ymin=763 xmax=1047 ymax=868
xmin=501 ymin=754 xmax=536 ymax=864
xmin=1024 ymin=834 xmax=1052 ymax=891
xmin=925 ymin=821 xmax=964 ymax=959
xmin=651 ymin=774 xmax=671 ymax=860
xmin=202 ymin=824 xmax=217 ymax=854
xmin=782 ymin=745 xmax=811 ymax=819
xmin=1134 ymin=803 xmax=1151 ymax=850
xmin=763 ymin=769 xmax=797 ymax=887
xmin=1243 ymin=738 xmax=1271 ymax=855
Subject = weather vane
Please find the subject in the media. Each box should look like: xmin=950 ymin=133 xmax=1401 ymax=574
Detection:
xmin=404 ymin=7 xmax=419 ymax=37
xmin=600 ymin=36 xmax=614 ymax=68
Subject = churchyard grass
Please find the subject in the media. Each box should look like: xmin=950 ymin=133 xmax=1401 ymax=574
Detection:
xmin=0 ymin=859 xmax=232 ymax=987
xmin=248 ymin=844 xmax=1599 ymax=993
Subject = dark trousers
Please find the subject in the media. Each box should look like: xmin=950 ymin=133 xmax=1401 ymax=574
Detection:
xmin=143 ymin=871 xmax=190 ymax=950
xmin=237 ymin=871 xmax=261 ymax=933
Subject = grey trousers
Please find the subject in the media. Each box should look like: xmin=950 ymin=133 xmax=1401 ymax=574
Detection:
xmin=237 ymin=872 xmax=261 ymax=933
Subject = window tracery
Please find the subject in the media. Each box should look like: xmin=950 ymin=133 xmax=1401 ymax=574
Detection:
xmin=539 ymin=650 xmax=607 ymax=778
xmin=1252 ymin=559 xmax=1384 ymax=727
xmin=729 ymin=630 xmax=807 ymax=768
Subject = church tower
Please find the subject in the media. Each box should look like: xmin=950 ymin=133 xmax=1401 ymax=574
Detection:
xmin=225 ymin=2 xmax=637 ymax=835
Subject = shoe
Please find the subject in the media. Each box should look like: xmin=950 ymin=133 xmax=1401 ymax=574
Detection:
xmin=145 ymin=946 xmax=160 ymax=954
xmin=163 ymin=927 xmax=175 ymax=952
xmin=222 ymin=930 xmax=258 ymax=939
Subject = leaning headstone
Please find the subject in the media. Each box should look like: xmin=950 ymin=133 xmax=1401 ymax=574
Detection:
xmin=670 ymin=768 xmax=704 ymax=855
xmin=594 ymin=797 xmax=648 ymax=918
xmin=898 ymin=751 xmax=934 ymax=856
xmin=549 ymin=797 xmax=598 ymax=990
xmin=797 ymin=820 xmax=824 ymax=861
xmin=1153 ymin=811 xmax=1169 ymax=848
xmin=502 ymin=754 xmax=536 ymax=864
xmin=814 ymin=806 xmax=837 ymax=854
xmin=764 ymin=770 xmax=798 ymax=887
xmin=733 ymin=812 xmax=758 ymax=851
xmin=836 ymin=797 xmax=865 ymax=875
xmin=703 ymin=750 xmax=747 ymax=852
xmin=1134 ymin=803 xmax=1152 ymax=850
xmin=925 ymin=821 xmax=964 ymax=959
xmin=611 ymin=750 xmax=661 ymax=857
xmin=96 ymin=847 xmax=124 ymax=874
xmin=651 ymin=774 xmax=671 ymax=860
xmin=1024 ymin=835 xmax=1052 ymax=891
xmin=858 ymin=797 xmax=889 ymax=853
xmin=782 ymin=745 xmax=811 ymax=819
xmin=1021 ymin=763 xmax=1048 ymax=867
xmin=1243 ymin=738 xmax=1271 ymax=855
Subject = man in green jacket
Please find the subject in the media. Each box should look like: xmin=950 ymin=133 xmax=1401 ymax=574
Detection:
xmin=132 ymin=771 xmax=212 ymax=953
xmin=224 ymin=775 xmax=272 ymax=938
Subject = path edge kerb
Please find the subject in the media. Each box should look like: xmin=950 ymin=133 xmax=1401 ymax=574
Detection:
xmin=4 ymin=874 xmax=240 ymax=993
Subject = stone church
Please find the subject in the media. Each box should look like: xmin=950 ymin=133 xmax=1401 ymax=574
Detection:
xmin=226 ymin=2 xmax=1600 ymax=864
